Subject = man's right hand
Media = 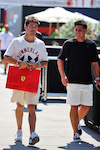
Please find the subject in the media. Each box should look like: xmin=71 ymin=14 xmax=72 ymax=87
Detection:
xmin=61 ymin=76 xmax=68 ymax=87
xmin=19 ymin=62 xmax=30 ymax=69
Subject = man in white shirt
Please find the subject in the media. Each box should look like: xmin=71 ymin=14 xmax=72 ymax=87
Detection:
xmin=0 ymin=24 xmax=14 ymax=73
xmin=4 ymin=16 xmax=48 ymax=145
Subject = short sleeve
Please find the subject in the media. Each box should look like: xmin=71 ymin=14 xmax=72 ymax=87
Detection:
xmin=58 ymin=41 xmax=69 ymax=61
xmin=91 ymin=43 xmax=99 ymax=62
xmin=39 ymin=42 xmax=48 ymax=61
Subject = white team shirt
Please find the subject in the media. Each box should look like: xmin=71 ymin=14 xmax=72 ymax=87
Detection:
xmin=5 ymin=36 xmax=48 ymax=64
xmin=0 ymin=31 xmax=14 ymax=50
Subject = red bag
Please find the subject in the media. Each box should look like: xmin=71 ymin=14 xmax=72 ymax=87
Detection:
xmin=6 ymin=66 xmax=41 ymax=93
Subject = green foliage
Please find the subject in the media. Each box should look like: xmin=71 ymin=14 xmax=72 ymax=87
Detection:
xmin=94 ymin=25 xmax=100 ymax=39
xmin=50 ymin=20 xmax=100 ymax=40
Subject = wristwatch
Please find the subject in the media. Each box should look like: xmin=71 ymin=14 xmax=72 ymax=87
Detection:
xmin=95 ymin=77 xmax=100 ymax=81
xmin=16 ymin=60 xmax=22 ymax=66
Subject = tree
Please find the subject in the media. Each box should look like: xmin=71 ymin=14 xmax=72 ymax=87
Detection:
xmin=50 ymin=20 xmax=100 ymax=40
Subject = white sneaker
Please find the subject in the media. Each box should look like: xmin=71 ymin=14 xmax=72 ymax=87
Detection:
xmin=29 ymin=132 xmax=39 ymax=145
xmin=73 ymin=132 xmax=81 ymax=142
xmin=15 ymin=129 xmax=22 ymax=142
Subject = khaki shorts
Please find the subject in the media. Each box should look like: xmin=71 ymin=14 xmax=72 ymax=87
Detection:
xmin=11 ymin=87 xmax=40 ymax=106
xmin=66 ymin=83 xmax=93 ymax=106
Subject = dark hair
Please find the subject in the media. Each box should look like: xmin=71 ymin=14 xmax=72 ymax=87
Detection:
xmin=74 ymin=20 xmax=87 ymax=29
xmin=25 ymin=16 xmax=40 ymax=26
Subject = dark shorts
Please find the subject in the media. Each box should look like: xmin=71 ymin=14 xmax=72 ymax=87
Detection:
xmin=1 ymin=50 xmax=6 ymax=59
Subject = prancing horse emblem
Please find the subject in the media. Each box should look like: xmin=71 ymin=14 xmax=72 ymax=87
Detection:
xmin=21 ymin=76 xmax=26 ymax=82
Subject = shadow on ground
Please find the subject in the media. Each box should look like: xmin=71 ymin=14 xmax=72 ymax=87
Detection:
xmin=3 ymin=141 xmax=47 ymax=150
xmin=58 ymin=141 xmax=100 ymax=150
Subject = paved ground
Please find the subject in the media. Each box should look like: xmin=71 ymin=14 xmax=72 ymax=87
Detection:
xmin=0 ymin=64 xmax=100 ymax=150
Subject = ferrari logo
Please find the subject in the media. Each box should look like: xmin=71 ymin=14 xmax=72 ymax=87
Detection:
xmin=21 ymin=76 xmax=26 ymax=82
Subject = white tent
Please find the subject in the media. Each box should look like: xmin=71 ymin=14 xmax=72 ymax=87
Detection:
xmin=25 ymin=7 xmax=78 ymax=35
xmin=74 ymin=12 xmax=100 ymax=24
xmin=25 ymin=7 xmax=76 ymax=23
xmin=25 ymin=7 xmax=100 ymax=35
